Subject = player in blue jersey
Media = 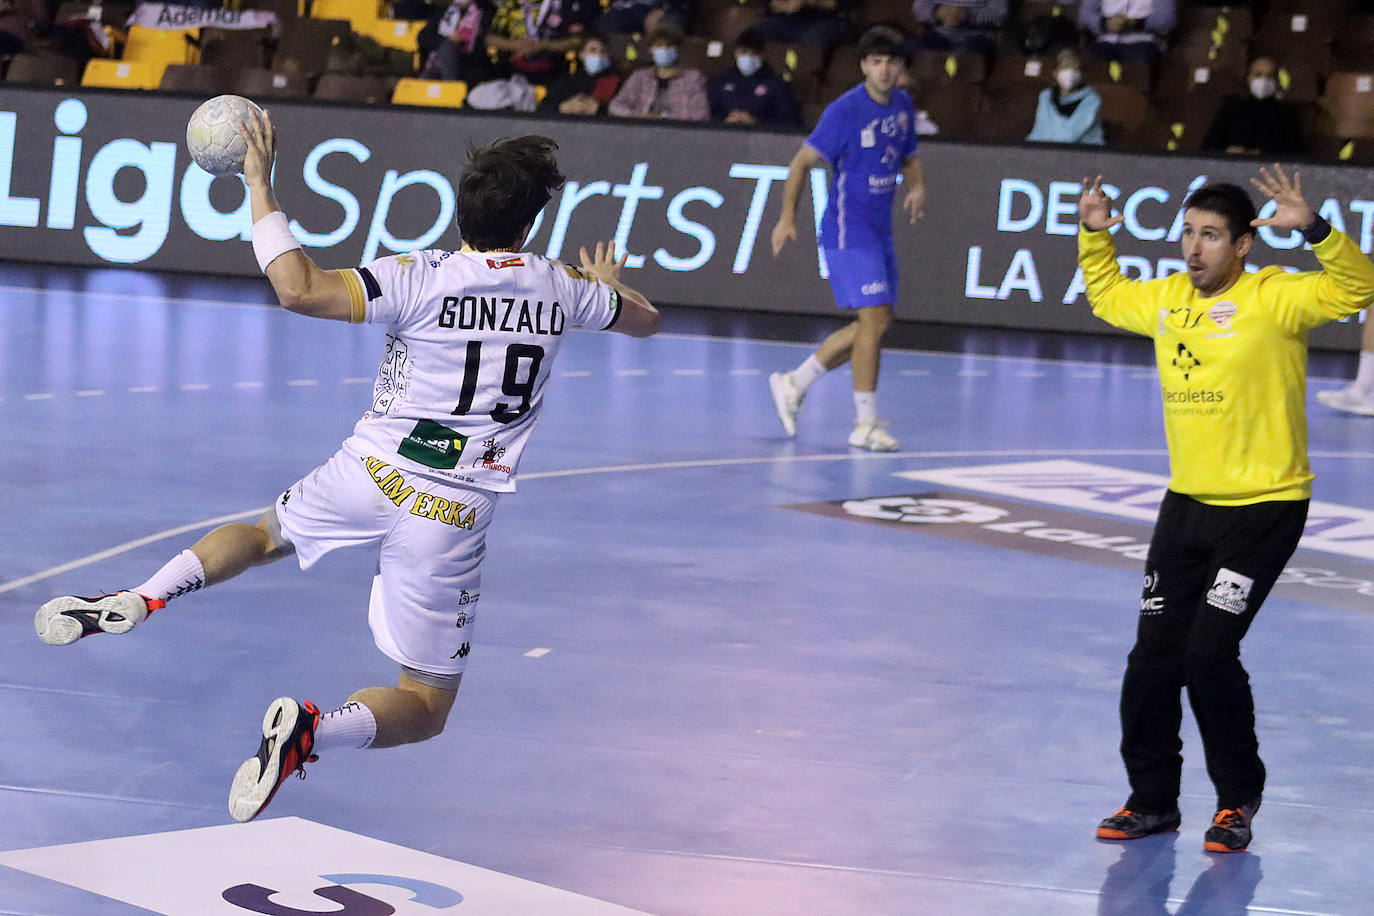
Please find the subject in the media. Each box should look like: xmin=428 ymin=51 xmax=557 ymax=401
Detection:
xmin=768 ymin=25 xmax=925 ymax=452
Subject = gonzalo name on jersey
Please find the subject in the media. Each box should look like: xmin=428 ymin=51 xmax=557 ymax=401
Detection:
xmin=439 ymin=296 xmax=566 ymax=336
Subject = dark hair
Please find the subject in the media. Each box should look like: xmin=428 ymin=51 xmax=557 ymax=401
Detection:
xmin=647 ymin=23 xmax=684 ymax=47
xmin=735 ymin=26 xmax=765 ymax=53
xmin=858 ymin=25 xmax=909 ymax=63
xmin=456 ymin=135 xmax=564 ymax=251
xmin=1183 ymin=183 xmax=1258 ymax=241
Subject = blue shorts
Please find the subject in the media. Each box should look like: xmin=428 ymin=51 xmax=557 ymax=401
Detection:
xmin=824 ymin=244 xmax=899 ymax=310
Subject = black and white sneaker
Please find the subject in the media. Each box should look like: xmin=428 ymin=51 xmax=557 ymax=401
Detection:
xmin=35 ymin=592 xmax=163 ymax=646
xmin=228 ymin=697 xmax=321 ymax=823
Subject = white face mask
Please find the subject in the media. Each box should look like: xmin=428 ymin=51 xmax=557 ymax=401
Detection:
xmin=1056 ymin=68 xmax=1081 ymax=93
xmin=651 ymin=47 xmax=678 ymax=68
xmin=582 ymin=53 xmax=609 ymax=75
xmin=1250 ymin=76 xmax=1277 ymax=99
xmin=736 ymin=53 xmax=762 ymax=77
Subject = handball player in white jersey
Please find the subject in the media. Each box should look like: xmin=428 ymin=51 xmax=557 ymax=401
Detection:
xmin=34 ymin=115 xmax=660 ymax=822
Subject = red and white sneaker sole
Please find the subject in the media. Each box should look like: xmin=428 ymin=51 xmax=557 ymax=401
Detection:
xmin=35 ymin=593 xmax=149 ymax=646
xmin=228 ymin=697 xmax=309 ymax=823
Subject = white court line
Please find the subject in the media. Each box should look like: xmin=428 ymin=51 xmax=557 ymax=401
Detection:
xmin=343 ymin=377 xmax=371 ymax=384
xmin=729 ymin=369 xmax=761 ymax=375
xmin=233 ymin=381 xmax=263 ymax=389
xmin=287 ymin=379 xmax=319 ymax=386
xmin=179 ymin=383 xmax=210 ymax=391
xmin=22 ymin=393 xmax=52 ymax=401
xmin=615 ymin=369 xmax=649 ymax=376
xmin=672 ymin=369 xmax=705 ymax=376
xmin=75 ymin=389 xmax=105 ymax=397
xmin=1 ymin=449 xmax=1178 ymax=596
xmin=128 ymin=386 xmax=158 ymax=394
xmin=16 ymin=444 xmax=1374 ymax=596
xmin=8 ymin=278 xmax=1366 ymax=384
xmin=524 ymin=648 xmax=552 ymax=658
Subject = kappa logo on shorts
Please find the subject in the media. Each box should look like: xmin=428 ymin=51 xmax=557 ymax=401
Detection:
xmin=451 ymin=642 xmax=471 ymax=659
xmin=1207 ymin=568 xmax=1255 ymax=615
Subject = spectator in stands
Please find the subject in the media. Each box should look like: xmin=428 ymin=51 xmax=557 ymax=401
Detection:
xmin=538 ymin=32 xmax=623 ymax=116
xmin=418 ymin=0 xmax=497 ymax=84
xmin=1079 ymin=0 xmax=1176 ymax=64
xmin=1202 ymin=55 xmax=1305 ymax=156
xmin=609 ymin=23 xmax=709 ymax=121
xmin=912 ymin=0 xmax=1008 ymax=54
xmin=1027 ymin=48 xmax=1105 ymax=145
xmin=709 ymin=26 xmax=802 ymax=128
xmin=0 ymin=0 xmax=48 ymax=56
xmin=596 ymin=0 xmax=688 ymax=36
xmin=755 ymin=0 xmax=846 ymax=50
xmin=484 ymin=0 xmax=596 ymax=87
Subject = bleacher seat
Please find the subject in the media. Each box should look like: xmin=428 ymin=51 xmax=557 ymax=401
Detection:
xmin=121 ymin=24 xmax=198 ymax=86
xmin=316 ymin=72 xmax=392 ymax=103
xmin=5 ymin=53 xmax=82 ymax=86
xmin=159 ymin=63 xmax=235 ymax=93
xmin=233 ymin=67 xmax=311 ymax=98
xmin=391 ymin=77 xmax=467 ymax=108
xmin=81 ymin=58 xmax=160 ymax=89
xmin=311 ymin=0 xmax=380 ymax=31
xmin=1318 ymin=72 xmax=1374 ymax=139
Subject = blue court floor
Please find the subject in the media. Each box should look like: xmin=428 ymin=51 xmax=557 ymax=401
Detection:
xmin=4 ymin=265 xmax=1374 ymax=915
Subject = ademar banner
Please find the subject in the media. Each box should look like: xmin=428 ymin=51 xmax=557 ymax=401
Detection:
xmin=1 ymin=85 xmax=1370 ymax=348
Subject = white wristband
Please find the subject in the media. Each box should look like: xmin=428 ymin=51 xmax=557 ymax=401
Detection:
xmin=251 ymin=211 xmax=302 ymax=273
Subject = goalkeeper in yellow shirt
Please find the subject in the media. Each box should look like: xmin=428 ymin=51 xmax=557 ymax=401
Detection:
xmin=1079 ymin=166 xmax=1374 ymax=853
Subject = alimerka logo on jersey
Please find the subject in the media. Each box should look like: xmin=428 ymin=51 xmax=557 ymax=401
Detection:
xmin=486 ymin=256 xmax=525 ymax=270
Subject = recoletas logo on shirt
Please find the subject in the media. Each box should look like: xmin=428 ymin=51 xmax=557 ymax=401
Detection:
xmin=486 ymin=256 xmax=525 ymax=269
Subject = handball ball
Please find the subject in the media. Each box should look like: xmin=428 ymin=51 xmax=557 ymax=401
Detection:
xmin=186 ymin=95 xmax=263 ymax=176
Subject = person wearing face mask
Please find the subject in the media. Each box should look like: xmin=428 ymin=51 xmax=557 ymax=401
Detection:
xmin=1027 ymin=48 xmax=1105 ymax=145
xmin=538 ymin=32 xmax=623 ymax=116
xmin=708 ymin=27 xmax=802 ymax=128
xmin=1202 ymin=56 xmax=1305 ymax=157
xmin=608 ymin=24 xmax=709 ymax=121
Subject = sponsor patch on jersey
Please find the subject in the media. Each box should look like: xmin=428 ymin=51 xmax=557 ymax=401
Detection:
xmin=486 ymin=256 xmax=525 ymax=270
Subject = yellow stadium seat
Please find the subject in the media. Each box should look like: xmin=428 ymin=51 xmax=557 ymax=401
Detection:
xmin=391 ymin=77 xmax=467 ymax=108
xmin=121 ymin=25 xmax=199 ymax=85
xmin=81 ymin=58 xmax=161 ymax=90
xmin=311 ymin=0 xmax=380 ymax=30
xmin=364 ymin=18 xmax=424 ymax=51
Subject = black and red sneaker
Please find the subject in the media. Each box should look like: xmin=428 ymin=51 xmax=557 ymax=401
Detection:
xmin=1096 ymin=806 xmax=1182 ymax=840
xmin=35 ymin=591 xmax=163 ymax=646
xmin=228 ymin=697 xmax=321 ymax=823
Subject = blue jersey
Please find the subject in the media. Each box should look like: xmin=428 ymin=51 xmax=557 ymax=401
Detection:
xmin=805 ymin=84 xmax=919 ymax=250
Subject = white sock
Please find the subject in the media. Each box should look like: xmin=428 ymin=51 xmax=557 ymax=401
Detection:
xmin=313 ymin=701 xmax=377 ymax=754
xmin=133 ymin=549 xmax=205 ymax=603
xmin=791 ymin=354 xmax=827 ymax=393
xmin=1355 ymin=351 xmax=1374 ymax=393
xmin=854 ymin=391 xmax=878 ymax=424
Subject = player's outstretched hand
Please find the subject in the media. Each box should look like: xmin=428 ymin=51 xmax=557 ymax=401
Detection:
xmin=1078 ymin=176 xmax=1123 ymax=232
xmin=237 ymin=109 xmax=276 ymax=189
xmin=1250 ymin=164 xmax=1316 ymax=231
xmin=770 ymin=218 xmax=796 ymax=256
xmin=903 ymin=184 xmax=926 ymax=225
xmin=579 ymin=240 xmax=629 ymax=285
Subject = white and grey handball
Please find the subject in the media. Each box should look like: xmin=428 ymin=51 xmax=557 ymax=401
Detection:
xmin=185 ymin=94 xmax=264 ymax=176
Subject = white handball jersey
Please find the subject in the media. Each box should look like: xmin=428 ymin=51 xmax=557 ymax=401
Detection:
xmin=337 ymin=248 xmax=621 ymax=492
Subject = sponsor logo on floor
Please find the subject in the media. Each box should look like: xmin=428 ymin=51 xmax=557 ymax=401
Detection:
xmin=786 ymin=458 xmax=1374 ymax=613
xmin=0 ymin=817 xmax=647 ymax=915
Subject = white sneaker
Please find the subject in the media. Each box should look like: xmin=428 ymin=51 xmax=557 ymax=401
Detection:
xmin=1317 ymin=384 xmax=1374 ymax=416
xmin=849 ymin=419 xmax=899 ymax=452
xmin=35 ymin=591 xmax=161 ymax=646
xmin=768 ymin=372 xmax=804 ymax=437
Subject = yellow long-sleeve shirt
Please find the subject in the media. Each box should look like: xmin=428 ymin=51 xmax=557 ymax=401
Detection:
xmin=1079 ymin=224 xmax=1374 ymax=505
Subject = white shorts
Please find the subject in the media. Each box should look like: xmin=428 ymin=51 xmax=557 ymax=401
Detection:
xmin=274 ymin=443 xmax=498 ymax=677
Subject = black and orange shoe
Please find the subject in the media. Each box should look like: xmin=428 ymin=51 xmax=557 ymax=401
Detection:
xmin=1204 ymin=799 xmax=1260 ymax=853
xmin=228 ymin=697 xmax=321 ymax=823
xmin=1096 ymin=806 xmax=1182 ymax=840
xmin=35 ymin=591 xmax=164 ymax=646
